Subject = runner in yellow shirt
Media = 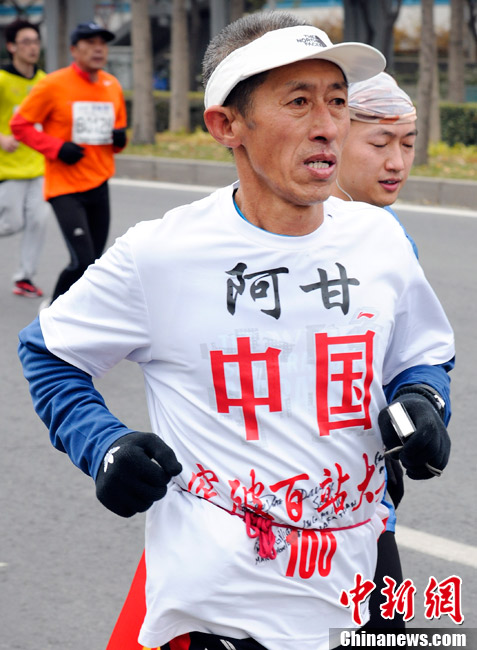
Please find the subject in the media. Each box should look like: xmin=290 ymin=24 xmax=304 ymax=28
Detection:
xmin=0 ymin=19 xmax=50 ymax=298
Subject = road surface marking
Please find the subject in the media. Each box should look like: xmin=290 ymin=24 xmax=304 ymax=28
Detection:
xmin=396 ymin=202 xmax=477 ymax=219
xmin=396 ymin=525 xmax=477 ymax=568
xmin=111 ymin=178 xmax=218 ymax=193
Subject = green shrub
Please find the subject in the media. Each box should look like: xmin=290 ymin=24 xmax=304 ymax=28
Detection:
xmin=440 ymin=102 xmax=477 ymax=146
xmin=124 ymin=91 xmax=206 ymax=133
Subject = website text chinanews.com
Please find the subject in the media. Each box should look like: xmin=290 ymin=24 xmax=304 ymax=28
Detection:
xmin=337 ymin=630 xmax=470 ymax=647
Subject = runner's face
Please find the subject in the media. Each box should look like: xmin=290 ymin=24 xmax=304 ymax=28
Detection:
xmin=337 ymin=120 xmax=417 ymax=207
xmin=233 ymin=59 xmax=350 ymax=209
xmin=71 ymin=36 xmax=108 ymax=73
xmin=9 ymin=28 xmax=41 ymax=66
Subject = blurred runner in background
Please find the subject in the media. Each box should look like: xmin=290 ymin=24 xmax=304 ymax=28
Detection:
xmin=0 ymin=19 xmax=50 ymax=298
xmin=11 ymin=21 xmax=127 ymax=304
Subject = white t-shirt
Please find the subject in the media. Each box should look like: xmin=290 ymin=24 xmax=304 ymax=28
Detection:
xmin=40 ymin=185 xmax=454 ymax=650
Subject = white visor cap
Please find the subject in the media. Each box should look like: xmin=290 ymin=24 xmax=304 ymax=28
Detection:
xmin=204 ymin=25 xmax=386 ymax=109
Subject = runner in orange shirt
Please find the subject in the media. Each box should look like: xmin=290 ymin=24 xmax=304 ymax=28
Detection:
xmin=11 ymin=21 xmax=127 ymax=303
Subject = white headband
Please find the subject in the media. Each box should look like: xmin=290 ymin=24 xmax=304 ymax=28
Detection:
xmin=348 ymin=72 xmax=417 ymax=124
xmin=204 ymin=25 xmax=386 ymax=109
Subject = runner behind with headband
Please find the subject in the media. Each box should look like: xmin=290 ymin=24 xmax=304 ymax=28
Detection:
xmin=332 ymin=71 xmax=453 ymax=630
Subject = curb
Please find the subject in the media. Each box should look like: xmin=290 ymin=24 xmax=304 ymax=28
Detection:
xmin=115 ymin=155 xmax=238 ymax=188
xmin=115 ymin=155 xmax=477 ymax=211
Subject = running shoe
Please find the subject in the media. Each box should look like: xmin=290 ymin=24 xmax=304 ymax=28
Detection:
xmin=13 ymin=279 xmax=43 ymax=298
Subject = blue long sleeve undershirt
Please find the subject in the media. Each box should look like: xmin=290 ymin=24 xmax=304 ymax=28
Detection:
xmin=18 ymin=317 xmax=134 ymax=480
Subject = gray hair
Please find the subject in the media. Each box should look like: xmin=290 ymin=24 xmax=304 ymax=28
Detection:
xmin=202 ymin=11 xmax=309 ymax=115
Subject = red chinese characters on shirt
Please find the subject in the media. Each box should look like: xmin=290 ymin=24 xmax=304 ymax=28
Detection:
xmin=317 ymin=455 xmax=385 ymax=518
xmin=188 ymin=463 xmax=219 ymax=500
xmin=318 ymin=463 xmax=350 ymax=515
xmin=315 ymin=331 xmax=375 ymax=436
xmin=210 ymin=332 xmax=375 ymax=441
xmin=353 ymin=452 xmax=386 ymax=512
xmin=286 ymin=528 xmax=338 ymax=579
xmin=210 ymin=337 xmax=282 ymax=441
xmin=270 ymin=473 xmax=309 ymax=522
xmin=185 ymin=461 xmax=383 ymax=579
xmin=189 ymin=456 xmax=382 ymax=524
xmin=206 ymin=333 xmax=380 ymax=579
xmin=229 ymin=468 xmax=270 ymax=517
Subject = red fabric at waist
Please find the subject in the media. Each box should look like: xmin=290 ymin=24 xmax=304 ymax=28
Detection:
xmin=182 ymin=487 xmax=372 ymax=560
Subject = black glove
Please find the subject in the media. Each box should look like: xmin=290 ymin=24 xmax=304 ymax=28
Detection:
xmin=378 ymin=386 xmax=450 ymax=480
xmin=58 ymin=141 xmax=85 ymax=165
xmin=384 ymin=455 xmax=404 ymax=509
xmin=95 ymin=431 xmax=182 ymax=517
xmin=112 ymin=127 xmax=127 ymax=148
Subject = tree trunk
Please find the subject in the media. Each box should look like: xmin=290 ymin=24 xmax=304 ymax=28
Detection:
xmin=344 ymin=0 xmax=373 ymax=44
xmin=230 ymin=0 xmax=245 ymax=23
xmin=210 ymin=0 xmax=228 ymax=40
xmin=379 ymin=0 xmax=402 ymax=72
xmin=430 ymin=58 xmax=441 ymax=143
xmin=415 ymin=0 xmax=436 ymax=166
xmin=189 ymin=0 xmax=201 ymax=90
xmin=57 ymin=0 xmax=68 ymax=68
xmin=343 ymin=0 xmax=402 ymax=71
xmin=169 ymin=0 xmax=190 ymax=133
xmin=131 ymin=0 xmax=156 ymax=144
xmin=467 ymin=0 xmax=477 ymax=58
xmin=449 ymin=0 xmax=466 ymax=102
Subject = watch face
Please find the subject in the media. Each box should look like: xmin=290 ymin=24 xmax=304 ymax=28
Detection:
xmin=388 ymin=401 xmax=416 ymax=442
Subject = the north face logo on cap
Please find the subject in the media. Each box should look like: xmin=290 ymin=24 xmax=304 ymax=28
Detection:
xmin=296 ymin=35 xmax=327 ymax=48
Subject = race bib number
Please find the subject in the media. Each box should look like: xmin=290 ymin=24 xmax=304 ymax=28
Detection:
xmin=72 ymin=101 xmax=114 ymax=145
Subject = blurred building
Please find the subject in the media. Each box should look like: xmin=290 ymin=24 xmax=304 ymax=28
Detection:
xmin=0 ymin=1 xmax=214 ymax=90
xmin=2 ymin=1 xmax=471 ymax=97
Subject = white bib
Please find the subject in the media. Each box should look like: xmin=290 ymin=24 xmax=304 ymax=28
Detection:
xmin=72 ymin=101 xmax=114 ymax=145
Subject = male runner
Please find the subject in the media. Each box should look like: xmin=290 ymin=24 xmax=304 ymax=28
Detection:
xmin=18 ymin=12 xmax=454 ymax=650
xmin=0 ymin=19 xmax=50 ymax=297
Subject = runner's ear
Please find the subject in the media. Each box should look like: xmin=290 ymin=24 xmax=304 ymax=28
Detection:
xmin=204 ymin=105 xmax=243 ymax=150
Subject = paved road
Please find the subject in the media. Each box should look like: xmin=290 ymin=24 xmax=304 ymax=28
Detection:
xmin=1 ymin=181 xmax=475 ymax=649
